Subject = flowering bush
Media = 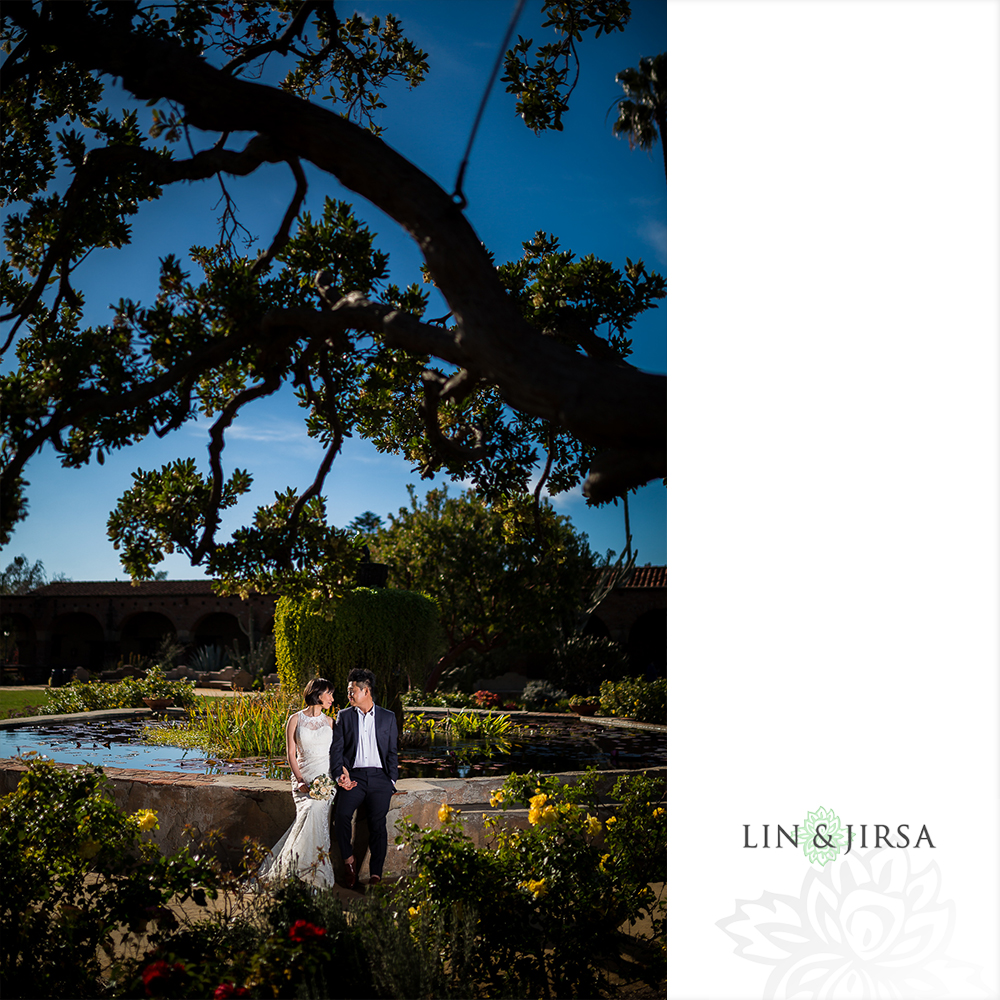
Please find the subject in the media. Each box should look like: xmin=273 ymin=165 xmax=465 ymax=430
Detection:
xmin=471 ymin=689 xmax=502 ymax=709
xmin=0 ymin=756 xmax=224 ymax=999
xmin=599 ymin=675 xmax=666 ymax=723
xmin=397 ymin=767 xmax=666 ymax=996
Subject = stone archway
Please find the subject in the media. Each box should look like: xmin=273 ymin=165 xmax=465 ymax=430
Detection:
xmin=51 ymin=612 xmax=105 ymax=670
xmin=120 ymin=611 xmax=176 ymax=661
xmin=1 ymin=613 xmax=36 ymax=670
xmin=192 ymin=612 xmax=243 ymax=653
xmin=627 ymin=608 xmax=666 ymax=679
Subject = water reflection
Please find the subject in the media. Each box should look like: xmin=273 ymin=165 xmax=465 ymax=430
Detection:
xmin=0 ymin=716 xmax=665 ymax=779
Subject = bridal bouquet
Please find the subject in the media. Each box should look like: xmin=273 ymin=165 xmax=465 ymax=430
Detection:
xmin=308 ymin=774 xmax=337 ymax=800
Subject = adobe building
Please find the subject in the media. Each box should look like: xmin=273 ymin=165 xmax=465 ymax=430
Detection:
xmin=0 ymin=580 xmax=276 ymax=682
xmin=586 ymin=565 xmax=666 ymax=676
xmin=1 ymin=568 xmax=666 ymax=683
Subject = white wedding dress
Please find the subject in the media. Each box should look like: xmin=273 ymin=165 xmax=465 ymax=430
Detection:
xmin=259 ymin=710 xmax=335 ymax=888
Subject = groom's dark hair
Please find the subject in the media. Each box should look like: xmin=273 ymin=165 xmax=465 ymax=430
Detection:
xmin=348 ymin=666 xmax=376 ymax=696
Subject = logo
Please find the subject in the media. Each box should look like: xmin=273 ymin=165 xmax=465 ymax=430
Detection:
xmin=742 ymin=806 xmax=935 ymax=865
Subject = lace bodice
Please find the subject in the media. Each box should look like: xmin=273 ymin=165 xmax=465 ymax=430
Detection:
xmin=294 ymin=710 xmax=333 ymax=783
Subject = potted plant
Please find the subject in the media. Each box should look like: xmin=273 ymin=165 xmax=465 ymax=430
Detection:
xmin=569 ymin=694 xmax=600 ymax=716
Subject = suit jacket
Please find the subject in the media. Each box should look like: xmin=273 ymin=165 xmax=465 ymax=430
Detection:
xmin=330 ymin=704 xmax=399 ymax=786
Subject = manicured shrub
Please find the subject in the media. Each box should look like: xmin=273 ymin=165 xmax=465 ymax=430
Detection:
xmin=274 ymin=589 xmax=440 ymax=717
xmin=44 ymin=666 xmax=198 ymax=713
xmin=599 ymin=675 xmax=667 ymax=723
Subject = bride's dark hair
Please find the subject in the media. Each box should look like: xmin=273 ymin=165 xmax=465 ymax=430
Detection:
xmin=303 ymin=677 xmax=333 ymax=706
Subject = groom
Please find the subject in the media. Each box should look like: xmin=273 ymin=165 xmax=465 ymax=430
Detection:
xmin=331 ymin=666 xmax=398 ymax=889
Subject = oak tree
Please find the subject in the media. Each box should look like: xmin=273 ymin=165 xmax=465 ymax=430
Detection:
xmin=1 ymin=1 xmax=666 ymax=597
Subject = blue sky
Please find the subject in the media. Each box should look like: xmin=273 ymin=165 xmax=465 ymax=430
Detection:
xmin=1 ymin=0 xmax=667 ymax=582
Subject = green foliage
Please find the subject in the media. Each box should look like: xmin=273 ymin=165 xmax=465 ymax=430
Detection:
xmin=0 ymin=553 xmax=48 ymax=594
xmin=522 ymin=678 xmax=569 ymax=708
xmin=373 ymin=486 xmax=598 ymax=687
xmin=274 ymin=587 xmax=441 ymax=714
xmin=401 ymin=688 xmax=474 ymax=709
xmin=0 ymin=757 xmax=224 ymax=999
xmin=397 ymin=767 xmax=666 ymax=996
xmin=1 ymin=0 xmax=665 ymax=582
xmin=612 ymin=53 xmax=667 ymax=161
xmin=503 ymin=1 xmax=632 ymax=132
xmin=445 ymin=710 xmax=514 ymax=740
xmin=599 ymin=675 xmax=666 ymax=723
xmin=188 ymin=643 xmax=230 ymax=673
xmin=44 ymin=667 xmax=198 ymax=713
xmin=150 ymin=687 xmax=303 ymax=759
xmin=547 ymin=633 xmax=631 ymax=694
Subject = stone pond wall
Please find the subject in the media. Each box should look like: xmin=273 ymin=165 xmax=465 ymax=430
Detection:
xmin=0 ymin=754 xmax=666 ymax=880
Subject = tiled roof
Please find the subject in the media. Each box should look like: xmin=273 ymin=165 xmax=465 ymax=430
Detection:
xmin=25 ymin=580 xmax=221 ymax=598
xmin=620 ymin=566 xmax=667 ymax=588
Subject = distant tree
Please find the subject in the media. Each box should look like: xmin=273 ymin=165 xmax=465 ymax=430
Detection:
xmin=348 ymin=511 xmax=384 ymax=536
xmin=612 ymin=53 xmax=667 ymax=182
xmin=372 ymin=486 xmax=597 ymax=690
xmin=0 ymin=554 xmax=47 ymax=594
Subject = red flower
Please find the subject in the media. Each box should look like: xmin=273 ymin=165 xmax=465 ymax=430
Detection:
xmin=142 ymin=959 xmax=185 ymax=996
xmin=289 ymin=919 xmax=327 ymax=943
xmin=214 ymin=983 xmax=250 ymax=999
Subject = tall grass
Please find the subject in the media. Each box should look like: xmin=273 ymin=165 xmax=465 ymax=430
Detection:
xmin=145 ymin=688 xmax=324 ymax=758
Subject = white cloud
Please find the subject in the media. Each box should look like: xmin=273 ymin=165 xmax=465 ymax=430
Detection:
xmin=638 ymin=219 xmax=667 ymax=265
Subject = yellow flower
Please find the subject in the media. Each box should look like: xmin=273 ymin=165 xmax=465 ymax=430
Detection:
xmin=408 ymin=906 xmax=420 ymax=918
xmin=606 ymin=815 xmax=617 ymax=828
xmin=599 ymin=852 xmax=611 ymax=871
xmin=529 ymin=792 xmax=548 ymax=810
xmin=134 ymin=808 xmax=159 ymax=832
xmin=489 ymin=789 xmax=505 ymax=808
xmin=438 ymin=801 xmax=456 ymax=824
xmin=558 ymin=801 xmax=574 ymax=815
xmin=528 ymin=802 xmax=557 ymax=826
xmin=585 ymin=814 xmax=602 ymax=836
xmin=527 ymin=877 xmax=549 ymax=900
xmin=652 ymin=807 xmax=665 ymax=819
xmin=520 ymin=878 xmax=549 ymax=900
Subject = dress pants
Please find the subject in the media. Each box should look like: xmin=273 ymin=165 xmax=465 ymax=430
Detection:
xmin=334 ymin=766 xmax=394 ymax=877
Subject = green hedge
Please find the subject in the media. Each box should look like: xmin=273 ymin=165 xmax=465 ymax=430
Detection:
xmin=274 ymin=588 xmax=441 ymax=720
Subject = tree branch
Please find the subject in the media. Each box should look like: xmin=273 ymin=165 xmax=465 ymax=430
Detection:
xmin=4 ymin=4 xmax=667 ymax=500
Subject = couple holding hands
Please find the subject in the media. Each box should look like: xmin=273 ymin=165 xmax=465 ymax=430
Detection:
xmin=260 ymin=668 xmax=398 ymax=890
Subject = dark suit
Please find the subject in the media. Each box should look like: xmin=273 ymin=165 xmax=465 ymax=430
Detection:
xmin=330 ymin=704 xmax=398 ymax=878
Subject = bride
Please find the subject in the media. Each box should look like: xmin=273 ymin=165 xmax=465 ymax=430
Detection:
xmin=259 ymin=677 xmax=336 ymax=888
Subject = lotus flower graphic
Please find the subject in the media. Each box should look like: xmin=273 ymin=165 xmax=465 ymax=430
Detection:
xmin=718 ymin=849 xmax=990 ymax=998
xmin=801 ymin=805 xmax=847 ymax=866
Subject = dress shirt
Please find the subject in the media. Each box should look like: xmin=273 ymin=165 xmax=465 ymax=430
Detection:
xmin=353 ymin=705 xmax=380 ymax=769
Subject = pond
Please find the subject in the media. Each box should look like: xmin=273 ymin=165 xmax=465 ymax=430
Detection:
xmin=0 ymin=715 xmax=666 ymax=780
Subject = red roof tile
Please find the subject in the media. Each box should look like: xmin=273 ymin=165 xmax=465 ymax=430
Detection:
xmin=26 ymin=580 xmax=222 ymax=598
xmin=619 ymin=566 xmax=667 ymax=588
